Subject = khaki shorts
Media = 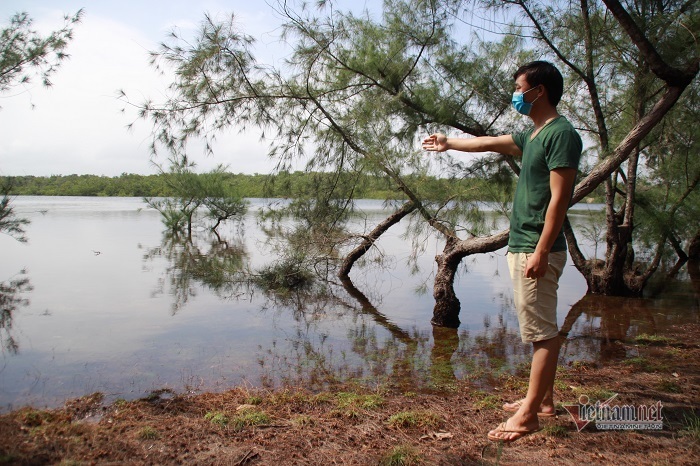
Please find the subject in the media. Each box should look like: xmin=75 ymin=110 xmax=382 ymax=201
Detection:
xmin=507 ymin=251 xmax=567 ymax=343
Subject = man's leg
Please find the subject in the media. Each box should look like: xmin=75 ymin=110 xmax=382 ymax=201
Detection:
xmin=489 ymin=252 xmax=566 ymax=441
xmin=502 ymin=342 xmax=559 ymax=415
xmin=488 ymin=336 xmax=560 ymax=441
xmin=529 ymin=336 xmax=561 ymax=410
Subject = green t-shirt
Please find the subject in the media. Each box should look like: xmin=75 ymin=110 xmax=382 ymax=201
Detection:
xmin=509 ymin=116 xmax=582 ymax=253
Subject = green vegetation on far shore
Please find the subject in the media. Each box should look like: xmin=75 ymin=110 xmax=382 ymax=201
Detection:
xmin=0 ymin=172 xmax=481 ymax=201
xmin=3 ymin=172 xmax=606 ymax=202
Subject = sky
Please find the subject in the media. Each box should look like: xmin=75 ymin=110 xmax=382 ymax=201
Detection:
xmin=0 ymin=0 xmax=382 ymax=177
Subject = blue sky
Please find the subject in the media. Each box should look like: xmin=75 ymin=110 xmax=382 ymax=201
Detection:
xmin=0 ymin=1 xmax=382 ymax=176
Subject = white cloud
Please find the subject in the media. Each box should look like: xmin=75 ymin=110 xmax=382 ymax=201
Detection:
xmin=0 ymin=0 xmax=383 ymax=177
xmin=0 ymin=3 xmax=281 ymax=176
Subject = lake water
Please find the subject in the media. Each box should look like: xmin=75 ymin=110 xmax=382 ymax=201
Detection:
xmin=1 ymin=197 xmax=697 ymax=411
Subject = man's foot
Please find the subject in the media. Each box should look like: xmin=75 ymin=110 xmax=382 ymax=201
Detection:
xmin=502 ymin=398 xmax=556 ymax=417
xmin=487 ymin=419 xmax=542 ymax=443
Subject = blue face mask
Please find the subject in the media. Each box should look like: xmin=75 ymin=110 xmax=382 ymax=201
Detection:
xmin=512 ymin=87 xmax=539 ymax=115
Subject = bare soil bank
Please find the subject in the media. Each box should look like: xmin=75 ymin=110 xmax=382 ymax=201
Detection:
xmin=1 ymin=323 xmax=698 ymax=465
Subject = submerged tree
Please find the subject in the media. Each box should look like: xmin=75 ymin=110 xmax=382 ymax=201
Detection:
xmin=145 ymin=160 xmax=247 ymax=237
xmin=130 ymin=0 xmax=698 ymax=327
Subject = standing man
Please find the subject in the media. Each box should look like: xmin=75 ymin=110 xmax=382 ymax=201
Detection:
xmin=422 ymin=61 xmax=582 ymax=442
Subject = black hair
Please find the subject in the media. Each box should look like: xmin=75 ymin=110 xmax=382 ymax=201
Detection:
xmin=513 ymin=61 xmax=564 ymax=107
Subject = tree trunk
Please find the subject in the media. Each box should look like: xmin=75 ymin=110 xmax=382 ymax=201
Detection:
xmin=338 ymin=201 xmax=415 ymax=278
xmin=432 ymin=237 xmax=463 ymax=328
xmin=431 ymin=231 xmax=509 ymax=328
xmin=689 ymin=230 xmax=700 ymax=261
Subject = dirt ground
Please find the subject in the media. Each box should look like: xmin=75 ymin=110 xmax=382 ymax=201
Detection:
xmin=1 ymin=323 xmax=698 ymax=465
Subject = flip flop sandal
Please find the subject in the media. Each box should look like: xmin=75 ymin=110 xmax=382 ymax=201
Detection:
xmin=487 ymin=422 xmax=543 ymax=443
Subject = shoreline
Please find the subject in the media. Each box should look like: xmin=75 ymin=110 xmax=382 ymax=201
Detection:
xmin=1 ymin=322 xmax=698 ymax=465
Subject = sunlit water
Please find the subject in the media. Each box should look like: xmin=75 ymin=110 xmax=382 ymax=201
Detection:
xmin=0 ymin=197 xmax=697 ymax=411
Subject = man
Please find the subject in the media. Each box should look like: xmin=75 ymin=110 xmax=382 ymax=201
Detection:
xmin=422 ymin=61 xmax=582 ymax=442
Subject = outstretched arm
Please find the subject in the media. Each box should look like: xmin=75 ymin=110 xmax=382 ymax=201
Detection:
xmin=422 ymin=133 xmax=522 ymax=157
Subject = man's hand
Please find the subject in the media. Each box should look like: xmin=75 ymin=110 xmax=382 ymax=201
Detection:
xmin=525 ymin=250 xmax=549 ymax=279
xmin=422 ymin=133 xmax=449 ymax=152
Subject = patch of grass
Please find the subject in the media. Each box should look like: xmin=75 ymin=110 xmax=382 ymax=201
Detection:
xmin=623 ymin=356 xmax=667 ymax=372
xmin=113 ymin=398 xmax=128 ymax=409
xmin=429 ymin=359 xmax=455 ymax=381
xmin=472 ymin=391 xmax=501 ymax=410
xmin=571 ymin=360 xmax=596 ymax=371
xmin=291 ymin=414 xmax=314 ymax=427
xmin=138 ymin=426 xmax=159 ymax=440
xmin=245 ymin=395 xmax=263 ymax=406
xmin=656 ymin=379 xmax=681 ymax=393
xmin=554 ymin=379 xmax=570 ymax=392
xmin=380 ymin=444 xmax=422 ymax=466
xmin=204 ymin=410 xmax=229 ymax=427
xmin=336 ymin=392 xmax=384 ymax=410
xmin=623 ymin=356 xmax=650 ymax=371
xmin=498 ymin=374 xmax=528 ymax=392
xmin=311 ymin=392 xmax=334 ymax=405
xmin=57 ymin=461 xmax=85 ymax=466
xmin=330 ymin=392 xmax=384 ymax=419
xmin=634 ymin=334 xmax=672 ymax=346
xmin=206 ymin=408 xmax=271 ymax=431
xmin=230 ymin=409 xmax=271 ymax=432
xmin=425 ymin=381 xmax=459 ymax=393
xmin=488 ymin=356 xmax=508 ymax=372
xmin=543 ymin=425 xmax=569 ymax=438
xmin=680 ymin=411 xmax=700 ymax=441
xmin=267 ymin=389 xmax=312 ymax=406
xmin=17 ymin=408 xmax=53 ymax=427
xmin=403 ymin=391 xmax=417 ymax=398
xmin=387 ymin=410 xmax=441 ymax=429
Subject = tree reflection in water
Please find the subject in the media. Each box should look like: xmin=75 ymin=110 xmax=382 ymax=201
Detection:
xmin=0 ymin=270 xmax=32 ymax=355
xmin=254 ymin=275 xmax=539 ymax=392
xmin=142 ymin=226 xmax=700 ymax=392
xmin=142 ymin=230 xmax=250 ymax=314
xmin=560 ymin=268 xmax=700 ymax=364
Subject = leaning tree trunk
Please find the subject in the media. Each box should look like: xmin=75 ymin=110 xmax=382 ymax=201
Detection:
xmin=431 ymin=231 xmax=509 ymax=328
xmin=432 ymin=237 xmax=464 ymax=328
xmin=338 ymin=201 xmax=416 ymax=278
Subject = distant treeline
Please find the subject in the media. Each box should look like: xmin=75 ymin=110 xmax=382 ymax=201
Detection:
xmin=2 ymin=172 xmax=501 ymax=200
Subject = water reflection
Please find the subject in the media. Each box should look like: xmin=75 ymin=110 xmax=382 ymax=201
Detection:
xmin=253 ymin=274 xmax=533 ymax=392
xmin=143 ymin=223 xmax=699 ymax=393
xmin=0 ymin=270 xmax=32 ymax=355
xmin=142 ymin=230 xmax=250 ymax=313
xmin=560 ymin=275 xmax=699 ymax=364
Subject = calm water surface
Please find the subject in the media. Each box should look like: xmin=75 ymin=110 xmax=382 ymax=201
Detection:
xmin=0 ymin=197 xmax=697 ymax=411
